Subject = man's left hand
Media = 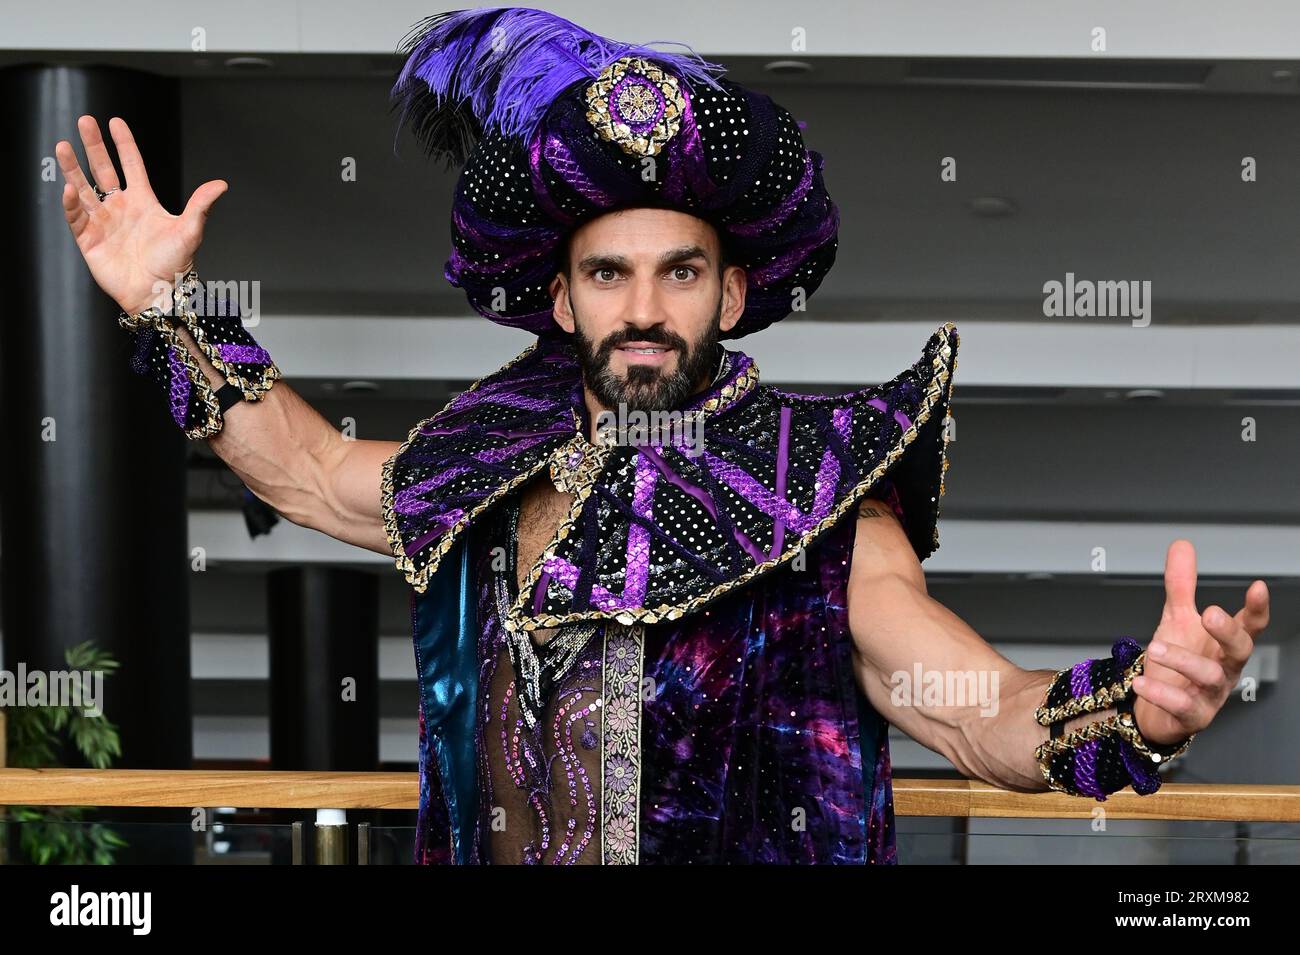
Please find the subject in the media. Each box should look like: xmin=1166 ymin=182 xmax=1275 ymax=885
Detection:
xmin=1132 ymin=539 xmax=1269 ymax=746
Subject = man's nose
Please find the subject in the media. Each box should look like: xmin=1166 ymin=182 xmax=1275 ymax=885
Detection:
xmin=623 ymin=275 xmax=670 ymax=329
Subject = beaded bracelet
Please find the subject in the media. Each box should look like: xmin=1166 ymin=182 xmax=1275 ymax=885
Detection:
xmin=119 ymin=269 xmax=280 ymax=439
xmin=1033 ymin=637 xmax=1196 ymax=800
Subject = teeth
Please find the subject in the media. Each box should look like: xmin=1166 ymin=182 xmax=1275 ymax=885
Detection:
xmin=626 ymin=348 xmax=665 ymax=354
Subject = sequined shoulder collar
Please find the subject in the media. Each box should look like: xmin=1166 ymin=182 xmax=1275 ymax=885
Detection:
xmin=382 ymin=323 xmax=959 ymax=632
xmin=381 ymin=333 xmax=758 ymax=594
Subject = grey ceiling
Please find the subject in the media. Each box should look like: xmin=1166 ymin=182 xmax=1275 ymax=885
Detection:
xmin=152 ymin=54 xmax=1300 ymax=324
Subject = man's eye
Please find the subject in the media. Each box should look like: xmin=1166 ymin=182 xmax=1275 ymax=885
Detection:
xmin=671 ymin=266 xmax=697 ymax=281
xmin=594 ymin=268 xmax=618 ymax=282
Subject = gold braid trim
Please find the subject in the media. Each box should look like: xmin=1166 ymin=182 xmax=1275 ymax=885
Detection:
xmin=504 ymin=323 xmax=959 ymax=633
xmin=119 ymin=287 xmax=224 ymax=440
xmin=382 ymin=339 xmax=765 ymax=596
xmin=1034 ymin=651 xmax=1144 ymax=727
xmin=117 ymin=303 xmax=170 ymax=333
xmin=169 ymin=269 xmax=282 ymax=400
xmin=1034 ymin=710 xmax=1197 ymax=795
xmin=585 ymin=57 xmax=686 ymax=158
xmin=154 ymin=323 xmax=226 ymax=440
xmin=381 ymin=341 xmax=546 ymax=593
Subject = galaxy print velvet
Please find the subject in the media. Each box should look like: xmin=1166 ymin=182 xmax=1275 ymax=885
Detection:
xmin=413 ymin=496 xmax=900 ymax=864
xmin=634 ymin=510 xmax=899 ymax=863
xmin=393 ymin=325 xmax=960 ymax=864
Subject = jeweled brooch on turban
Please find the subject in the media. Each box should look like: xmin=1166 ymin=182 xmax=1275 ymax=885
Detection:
xmin=584 ymin=56 xmax=685 ymax=157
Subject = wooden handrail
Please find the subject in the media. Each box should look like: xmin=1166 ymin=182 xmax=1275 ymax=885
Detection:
xmin=896 ymin=778 xmax=1300 ymax=821
xmin=1 ymin=769 xmax=1298 ymax=820
xmin=0 ymin=769 xmax=415 ymax=811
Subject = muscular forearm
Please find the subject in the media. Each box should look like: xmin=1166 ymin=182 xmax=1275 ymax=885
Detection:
xmin=964 ymin=667 xmax=1122 ymax=793
xmin=170 ymin=324 xmax=378 ymax=548
xmin=850 ymin=574 xmax=1120 ymax=793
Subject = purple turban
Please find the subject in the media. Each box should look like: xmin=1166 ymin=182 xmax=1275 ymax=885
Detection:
xmin=392 ymin=6 xmax=840 ymax=338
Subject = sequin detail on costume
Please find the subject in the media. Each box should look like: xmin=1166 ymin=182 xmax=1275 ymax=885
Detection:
xmin=475 ymin=497 xmax=605 ymax=864
xmin=382 ymin=324 xmax=960 ymax=626
xmin=584 ymin=56 xmax=685 ymax=157
xmin=413 ymin=487 xmax=906 ymax=864
xmin=392 ymin=9 xmax=838 ymax=339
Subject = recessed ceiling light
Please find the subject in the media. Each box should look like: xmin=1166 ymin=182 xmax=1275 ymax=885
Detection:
xmin=967 ymin=196 xmax=1018 ymax=218
xmin=223 ymin=56 xmax=274 ymax=70
xmin=763 ymin=60 xmax=813 ymax=76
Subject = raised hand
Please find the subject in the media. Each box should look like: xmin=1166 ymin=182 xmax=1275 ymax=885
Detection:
xmin=55 ymin=115 xmax=228 ymax=316
xmin=1132 ymin=539 xmax=1268 ymax=746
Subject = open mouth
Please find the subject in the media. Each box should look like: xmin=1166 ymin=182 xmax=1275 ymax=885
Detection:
xmin=617 ymin=343 xmax=675 ymax=365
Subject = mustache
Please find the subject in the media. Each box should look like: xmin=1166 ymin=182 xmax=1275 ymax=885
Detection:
xmin=594 ymin=326 xmax=689 ymax=362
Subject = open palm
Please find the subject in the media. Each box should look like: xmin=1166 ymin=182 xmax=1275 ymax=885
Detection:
xmin=56 ymin=115 xmax=228 ymax=316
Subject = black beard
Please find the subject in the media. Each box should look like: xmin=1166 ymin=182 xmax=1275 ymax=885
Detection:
xmin=572 ymin=299 xmax=723 ymax=414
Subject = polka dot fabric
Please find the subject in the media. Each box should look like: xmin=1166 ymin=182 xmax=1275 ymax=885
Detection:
xmin=381 ymin=322 xmax=961 ymax=627
xmin=439 ymin=66 xmax=841 ymax=339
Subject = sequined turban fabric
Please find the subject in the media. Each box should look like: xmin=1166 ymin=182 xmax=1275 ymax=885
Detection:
xmin=391 ymin=6 xmax=840 ymax=338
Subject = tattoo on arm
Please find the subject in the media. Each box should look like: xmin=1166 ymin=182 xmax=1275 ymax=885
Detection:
xmin=858 ymin=502 xmax=889 ymax=520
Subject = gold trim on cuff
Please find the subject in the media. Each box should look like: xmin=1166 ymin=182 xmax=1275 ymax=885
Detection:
xmin=1034 ymin=710 xmax=1197 ymax=796
xmin=1034 ymin=650 xmax=1149 ymax=727
xmin=155 ymin=323 xmax=226 ymax=440
xmin=170 ymin=270 xmax=282 ymax=400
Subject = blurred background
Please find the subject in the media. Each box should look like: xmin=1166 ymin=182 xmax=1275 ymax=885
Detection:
xmin=1 ymin=0 xmax=1297 ymax=863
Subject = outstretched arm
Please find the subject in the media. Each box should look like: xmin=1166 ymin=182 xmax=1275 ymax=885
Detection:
xmin=845 ymin=499 xmax=1268 ymax=792
xmin=200 ymin=339 xmax=398 ymax=556
xmin=56 ymin=114 xmax=397 ymax=557
xmin=161 ymin=319 xmax=396 ymax=554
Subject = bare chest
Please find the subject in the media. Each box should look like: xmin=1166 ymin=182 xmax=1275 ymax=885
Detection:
xmin=513 ymin=479 xmax=575 ymax=646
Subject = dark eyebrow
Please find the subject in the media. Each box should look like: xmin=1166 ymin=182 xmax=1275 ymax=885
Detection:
xmin=576 ymin=245 xmax=711 ymax=274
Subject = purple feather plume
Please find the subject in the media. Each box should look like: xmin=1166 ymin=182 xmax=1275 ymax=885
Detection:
xmin=391 ymin=6 xmax=728 ymax=167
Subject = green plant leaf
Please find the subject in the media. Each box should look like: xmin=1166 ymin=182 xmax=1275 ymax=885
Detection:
xmin=4 ymin=641 xmax=124 ymax=865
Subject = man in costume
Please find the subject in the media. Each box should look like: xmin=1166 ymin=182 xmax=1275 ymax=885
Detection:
xmin=56 ymin=7 xmax=1269 ymax=865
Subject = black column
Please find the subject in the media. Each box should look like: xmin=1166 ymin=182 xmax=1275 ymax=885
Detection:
xmin=267 ymin=567 xmax=380 ymax=771
xmin=0 ymin=66 xmax=191 ymax=861
xmin=0 ymin=66 xmax=191 ymax=765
